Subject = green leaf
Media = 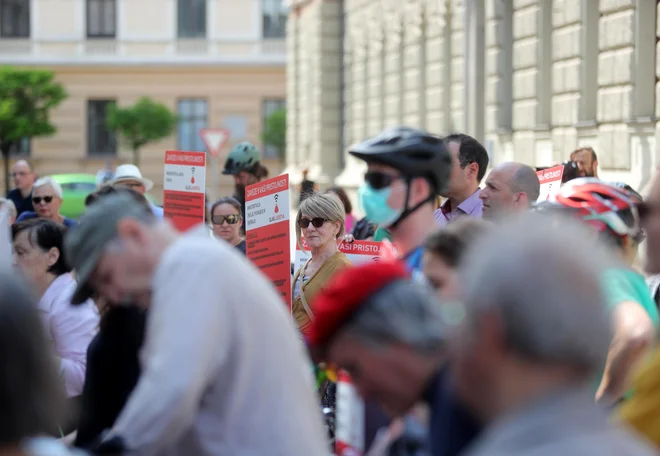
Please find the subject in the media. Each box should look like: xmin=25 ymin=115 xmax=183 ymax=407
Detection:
xmin=106 ymin=96 xmax=177 ymax=167
xmin=0 ymin=66 xmax=67 ymax=149
xmin=261 ymin=107 xmax=286 ymax=158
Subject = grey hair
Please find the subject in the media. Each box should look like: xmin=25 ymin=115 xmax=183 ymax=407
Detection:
xmin=343 ymin=279 xmax=450 ymax=352
xmin=0 ymin=198 xmax=17 ymax=220
xmin=0 ymin=273 xmax=64 ymax=443
xmin=34 ymin=176 xmax=63 ymax=199
xmin=510 ymin=163 xmax=541 ymax=204
xmin=458 ymin=212 xmax=617 ymax=374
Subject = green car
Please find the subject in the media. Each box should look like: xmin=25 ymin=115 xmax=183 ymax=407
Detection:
xmin=51 ymin=173 xmax=159 ymax=220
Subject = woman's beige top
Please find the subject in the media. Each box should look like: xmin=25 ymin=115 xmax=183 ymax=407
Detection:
xmin=291 ymin=251 xmax=352 ymax=335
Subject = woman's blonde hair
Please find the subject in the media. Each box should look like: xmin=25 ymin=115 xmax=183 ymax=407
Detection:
xmin=296 ymin=192 xmax=346 ymax=250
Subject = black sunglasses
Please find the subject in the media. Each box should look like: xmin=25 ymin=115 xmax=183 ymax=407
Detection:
xmin=298 ymin=217 xmax=326 ymax=229
xmin=212 ymin=214 xmax=240 ymax=225
xmin=32 ymin=196 xmax=53 ymax=204
xmin=364 ymin=171 xmax=403 ymax=190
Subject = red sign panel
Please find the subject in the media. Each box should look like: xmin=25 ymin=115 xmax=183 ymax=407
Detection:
xmin=245 ymin=174 xmax=291 ymax=307
xmin=163 ymin=150 xmax=207 ymax=231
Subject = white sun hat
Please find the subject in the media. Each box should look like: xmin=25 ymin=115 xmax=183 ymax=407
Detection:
xmin=108 ymin=164 xmax=153 ymax=191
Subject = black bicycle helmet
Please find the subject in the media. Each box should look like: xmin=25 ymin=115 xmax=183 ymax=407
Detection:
xmin=348 ymin=126 xmax=452 ymax=195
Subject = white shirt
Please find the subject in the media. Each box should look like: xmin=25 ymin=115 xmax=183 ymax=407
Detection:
xmin=112 ymin=226 xmax=329 ymax=456
xmin=39 ymin=273 xmax=99 ymax=397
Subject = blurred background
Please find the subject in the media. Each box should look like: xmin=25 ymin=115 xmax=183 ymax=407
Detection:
xmin=0 ymin=0 xmax=659 ymax=206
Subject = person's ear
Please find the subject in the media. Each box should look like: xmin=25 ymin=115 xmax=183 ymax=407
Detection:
xmin=46 ymin=247 xmax=60 ymax=268
xmin=515 ymin=193 xmax=528 ymax=207
xmin=468 ymin=162 xmax=479 ymax=179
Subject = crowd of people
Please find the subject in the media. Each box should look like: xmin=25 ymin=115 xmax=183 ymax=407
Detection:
xmin=2 ymin=126 xmax=660 ymax=456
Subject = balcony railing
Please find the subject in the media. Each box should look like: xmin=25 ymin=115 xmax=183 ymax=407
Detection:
xmin=0 ymin=38 xmax=286 ymax=65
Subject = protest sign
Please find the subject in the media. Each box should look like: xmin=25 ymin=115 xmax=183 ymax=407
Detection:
xmin=245 ymin=174 xmax=292 ymax=307
xmin=294 ymin=240 xmax=383 ymax=271
xmin=163 ymin=150 xmax=207 ymax=231
xmin=536 ymin=165 xmax=564 ymax=201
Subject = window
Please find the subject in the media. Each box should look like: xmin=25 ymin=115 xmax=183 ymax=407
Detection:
xmin=9 ymin=137 xmax=29 ymax=156
xmin=262 ymin=99 xmax=285 ymax=158
xmin=262 ymin=0 xmax=287 ymax=39
xmin=177 ymin=0 xmax=206 ymax=39
xmin=0 ymin=0 xmax=30 ymax=38
xmin=87 ymin=0 xmax=116 ymax=38
xmin=177 ymin=99 xmax=207 ymax=151
xmin=87 ymin=100 xmax=117 ymax=156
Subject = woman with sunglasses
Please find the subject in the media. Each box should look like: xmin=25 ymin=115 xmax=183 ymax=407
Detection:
xmin=210 ymin=197 xmax=246 ymax=254
xmin=546 ymin=178 xmax=658 ymax=406
xmin=15 ymin=177 xmax=77 ymax=228
xmin=292 ymin=192 xmax=352 ymax=336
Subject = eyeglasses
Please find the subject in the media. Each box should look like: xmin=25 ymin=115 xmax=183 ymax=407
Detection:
xmin=11 ymin=172 xmax=27 ymax=177
xmin=32 ymin=196 xmax=53 ymax=204
xmin=298 ymin=217 xmax=326 ymax=229
xmin=212 ymin=214 xmax=240 ymax=225
xmin=364 ymin=171 xmax=403 ymax=190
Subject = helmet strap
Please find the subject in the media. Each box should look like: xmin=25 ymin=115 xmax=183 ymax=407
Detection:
xmin=388 ymin=177 xmax=435 ymax=230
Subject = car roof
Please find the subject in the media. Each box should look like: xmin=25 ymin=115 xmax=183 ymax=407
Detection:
xmin=50 ymin=173 xmax=98 ymax=184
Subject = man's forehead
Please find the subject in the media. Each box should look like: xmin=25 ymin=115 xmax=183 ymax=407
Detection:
xmin=573 ymin=149 xmax=591 ymax=161
xmin=13 ymin=162 xmax=30 ymax=172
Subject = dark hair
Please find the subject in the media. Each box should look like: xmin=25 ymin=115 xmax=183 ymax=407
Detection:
xmin=445 ymin=133 xmax=489 ymax=182
xmin=327 ymin=186 xmax=353 ymax=214
xmin=85 ymin=186 xmax=153 ymax=215
xmin=571 ymin=147 xmax=598 ymax=163
xmin=254 ymin=164 xmax=269 ymax=180
xmin=12 ymin=219 xmax=71 ymax=276
xmin=0 ymin=274 xmax=64 ymax=444
xmin=424 ymin=218 xmax=488 ymax=267
xmin=561 ymin=161 xmax=580 ymax=183
xmin=211 ymin=196 xmax=243 ymax=218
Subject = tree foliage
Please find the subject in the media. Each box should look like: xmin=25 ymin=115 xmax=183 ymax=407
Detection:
xmin=107 ymin=97 xmax=177 ymax=167
xmin=0 ymin=67 xmax=67 ymax=193
xmin=261 ymin=107 xmax=286 ymax=158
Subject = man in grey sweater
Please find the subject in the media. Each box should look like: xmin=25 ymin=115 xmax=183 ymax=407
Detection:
xmin=454 ymin=214 xmax=656 ymax=456
xmin=65 ymin=193 xmax=328 ymax=456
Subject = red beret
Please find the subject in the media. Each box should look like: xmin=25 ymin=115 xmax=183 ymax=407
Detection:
xmin=307 ymin=260 xmax=410 ymax=348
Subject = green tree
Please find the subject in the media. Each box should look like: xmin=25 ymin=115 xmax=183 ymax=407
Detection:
xmin=0 ymin=67 xmax=67 ymax=194
xmin=107 ymin=96 xmax=177 ymax=168
xmin=261 ymin=107 xmax=286 ymax=158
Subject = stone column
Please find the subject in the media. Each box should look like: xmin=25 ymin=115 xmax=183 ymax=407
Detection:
xmin=402 ymin=0 xmax=425 ymax=128
xmin=463 ymin=0 xmax=485 ymax=143
xmin=450 ymin=0 xmax=464 ymax=132
xmin=383 ymin=1 xmax=404 ymax=127
xmin=597 ymin=0 xmax=635 ymax=171
xmin=314 ymin=0 xmax=343 ymax=184
xmin=425 ymin=0 xmax=449 ymax=134
xmin=550 ymin=0 xmax=582 ymax=162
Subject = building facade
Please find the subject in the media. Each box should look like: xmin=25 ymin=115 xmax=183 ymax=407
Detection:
xmin=286 ymin=0 xmax=660 ymax=199
xmin=0 ymin=0 xmax=287 ymax=201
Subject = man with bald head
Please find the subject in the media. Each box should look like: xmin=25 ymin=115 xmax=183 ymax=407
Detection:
xmin=479 ymin=162 xmax=540 ymax=220
xmin=6 ymin=160 xmax=35 ymax=217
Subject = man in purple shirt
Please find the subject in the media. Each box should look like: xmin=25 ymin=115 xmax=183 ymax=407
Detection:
xmin=434 ymin=134 xmax=489 ymax=226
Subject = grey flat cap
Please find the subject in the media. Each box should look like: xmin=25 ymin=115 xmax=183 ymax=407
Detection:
xmin=65 ymin=193 xmax=154 ymax=304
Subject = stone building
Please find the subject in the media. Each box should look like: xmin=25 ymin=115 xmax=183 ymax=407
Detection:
xmin=286 ymin=0 xmax=660 ymax=198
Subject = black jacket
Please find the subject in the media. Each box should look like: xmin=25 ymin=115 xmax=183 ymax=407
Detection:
xmin=74 ymin=306 xmax=147 ymax=449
